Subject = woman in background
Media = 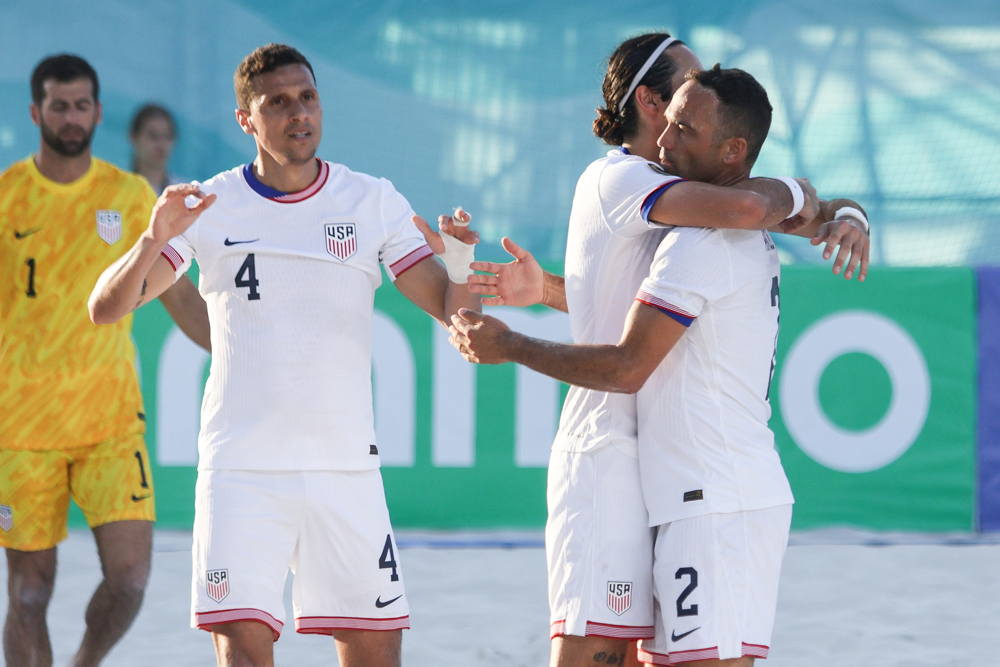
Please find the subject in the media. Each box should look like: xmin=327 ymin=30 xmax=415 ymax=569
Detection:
xmin=129 ymin=103 xmax=182 ymax=195
xmin=128 ymin=103 xmax=210 ymax=351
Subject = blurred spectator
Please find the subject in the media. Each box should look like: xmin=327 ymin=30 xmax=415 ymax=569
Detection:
xmin=128 ymin=103 xmax=210 ymax=351
xmin=129 ymin=103 xmax=183 ymax=195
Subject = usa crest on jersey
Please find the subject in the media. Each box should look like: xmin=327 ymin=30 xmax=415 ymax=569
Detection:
xmin=325 ymin=222 xmax=357 ymax=261
xmin=96 ymin=210 xmax=122 ymax=245
xmin=206 ymin=569 xmax=230 ymax=602
xmin=0 ymin=504 xmax=11 ymax=532
xmin=607 ymin=581 xmax=632 ymax=615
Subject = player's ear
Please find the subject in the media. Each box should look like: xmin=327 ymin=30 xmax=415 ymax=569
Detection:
xmin=634 ymin=85 xmax=664 ymax=116
xmin=29 ymin=103 xmax=40 ymax=127
xmin=235 ymin=108 xmax=255 ymax=136
xmin=721 ymin=136 xmax=747 ymax=165
xmin=95 ymin=100 xmax=103 ymax=126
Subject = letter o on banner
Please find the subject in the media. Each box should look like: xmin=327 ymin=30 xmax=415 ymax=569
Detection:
xmin=779 ymin=311 xmax=930 ymax=473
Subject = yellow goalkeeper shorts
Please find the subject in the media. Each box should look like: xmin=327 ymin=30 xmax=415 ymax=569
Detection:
xmin=0 ymin=432 xmax=156 ymax=551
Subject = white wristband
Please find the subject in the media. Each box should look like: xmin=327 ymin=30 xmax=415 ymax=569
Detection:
xmin=833 ymin=206 xmax=869 ymax=234
xmin=775 ymin=177 xmax=804 ymax=219
xmin=438 ymin=232 xmax=476 ymax=284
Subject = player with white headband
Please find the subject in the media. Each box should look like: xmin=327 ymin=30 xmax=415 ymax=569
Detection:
xmin=459 ymin=34 xmax=868 ymax=667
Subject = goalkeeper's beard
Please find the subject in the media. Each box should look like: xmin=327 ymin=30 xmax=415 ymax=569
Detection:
xmin=40 ymin=120 xmax=94 ymax=158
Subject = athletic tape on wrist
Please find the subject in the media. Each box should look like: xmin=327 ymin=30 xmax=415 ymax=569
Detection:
xmin=439 ymin=232 xmax=476 ymax=284
xmin=833 ymin=206 xmax=869 ymax=234
xmin=617 ymin=37 xmax=678 ymax=113
xmin=775 ymin=177 xmax=805 ymax=219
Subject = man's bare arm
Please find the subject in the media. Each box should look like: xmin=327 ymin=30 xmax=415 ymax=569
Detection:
xmin=649 ymin=177 xmax=819 ymax=230
xmin=540 ymin=271 xmax=567 ymax=312
xmin=448 ymin=301 xmax=684 ymax=393
xmin=90 ymin=184 xmax=215 ymax=324
xmin=158 ymin=275 xmax=211 ymax=352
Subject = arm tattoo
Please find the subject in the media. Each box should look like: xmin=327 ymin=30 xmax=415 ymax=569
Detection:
xmin=133 ymin=278 xmax=148 ymax=311
xmin=593 ymin=652 xmax=622 ymax=664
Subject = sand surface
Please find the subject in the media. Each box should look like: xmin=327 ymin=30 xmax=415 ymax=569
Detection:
xmin=2 ymin=530 xmax=998 ymax=666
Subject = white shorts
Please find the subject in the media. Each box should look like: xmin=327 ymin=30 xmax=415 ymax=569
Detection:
xmin=547 ymin=441 xmax=655 ymax=640
xmin=637 ymin=505 xmax=792 ymax=665
xmin=191 ymin=469 xmax=409 ymax=640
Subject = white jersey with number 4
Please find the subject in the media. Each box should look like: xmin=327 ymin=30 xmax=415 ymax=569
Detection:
xmin=557 ymin=148 xmax=686 ymax=453
xmin=635 ymin=227 xmax=794 ymax=526
xmin=161 ymin=159 xmax=433 ymax=472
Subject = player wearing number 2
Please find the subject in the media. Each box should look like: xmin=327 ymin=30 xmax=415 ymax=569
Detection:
xmin=451 ymin=65 xmax=869 ymax=666
xmin=454 ymin=35 xmax=867 ymax=667
xmin=89 ymin=44 xmax=480 ymax=667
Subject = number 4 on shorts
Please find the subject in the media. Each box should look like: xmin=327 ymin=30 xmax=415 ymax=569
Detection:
xmin=379 ymin=534 xmax=399 ymax=581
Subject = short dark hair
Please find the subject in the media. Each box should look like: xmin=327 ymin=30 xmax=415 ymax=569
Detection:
xmin=31 ymin=54 xmax=99 ymax=106
xmin=688 ymin=64 xmax=772 ymax=166
xmin=234 ymin=43 xmax=315 ymax=110
xmin=594 ymin=33 xmax=686 ymax=146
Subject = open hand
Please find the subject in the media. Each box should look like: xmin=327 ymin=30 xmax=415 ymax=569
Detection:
xmin=812 ymin=217 xmax=870 ymax=281
xmin=148 ymin=183 xmax=216 ymax=244
xmin=449 ymin=308 xmax=513 ymax=364
xmin=466 ymin=237 xmax=544 ymax=307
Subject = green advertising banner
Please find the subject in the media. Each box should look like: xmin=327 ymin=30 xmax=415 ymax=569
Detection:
xmin=772 ymin=267 xmax=977 ymax=532
xmin=70 ymin=266 xmax=977 ymax=533
xmin=104 ymin=264 xmax=569 ymax=530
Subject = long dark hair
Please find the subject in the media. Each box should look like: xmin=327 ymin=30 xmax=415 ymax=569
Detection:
xmin=594 ymin=33 xmax=685 ymax=146
xmin=129 ymin=103 xmax=176 ymax=173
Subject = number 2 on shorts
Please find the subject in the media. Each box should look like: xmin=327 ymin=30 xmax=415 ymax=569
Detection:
xmin=676 ymin=567 xmax=699 ymax=617
xmin=379 ymin=534 xmax=399 ymax=581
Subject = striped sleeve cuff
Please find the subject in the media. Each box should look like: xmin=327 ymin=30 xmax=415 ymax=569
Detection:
xmin=161 ymin=244 xmax=183 ymax=272
xmin=636 ymin=290 xmax=696 ymax=327
xmin=641 ymin=178 xmax=687 ymax=226
xmin=387 ymin=245 xmax=434 ymax=280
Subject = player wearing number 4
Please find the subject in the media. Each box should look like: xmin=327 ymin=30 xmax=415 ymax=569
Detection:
xmin=89 ymin=44 xmax=480 ymax=667
xmin=452 ymin=60 xmax=869 ymax=666
xmin=0 ymin=54 xmax=210 ymax=667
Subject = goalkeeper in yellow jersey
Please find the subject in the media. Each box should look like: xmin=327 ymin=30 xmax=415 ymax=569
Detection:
xmin=0 ymin=55 xmax=210 ymax=666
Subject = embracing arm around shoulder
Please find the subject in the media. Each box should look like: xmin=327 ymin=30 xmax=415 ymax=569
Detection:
xmin=448 ymin=300 xmax=685 ymax=394
xmin=89 ymin=184 xmax=215 ymax=325
xmin=648 ymin=177 xmax=816 ymax=231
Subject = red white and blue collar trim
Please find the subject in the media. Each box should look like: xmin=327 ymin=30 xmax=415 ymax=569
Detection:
xmin=243 ymin=158 xmax=329 ymax=203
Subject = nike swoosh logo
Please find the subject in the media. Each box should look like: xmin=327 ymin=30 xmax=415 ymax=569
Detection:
xmin=375 ymin=594 xmax=402 ymax=608
xmin=131 ymin=494 xmax=151 ymax=502
xmin=671 ymin=627 xmax=701 ymax=642
xmin=15 ymin=227 xmax=42 ymax=239
xmin=224 ymin=237 xmax=259 ymax=245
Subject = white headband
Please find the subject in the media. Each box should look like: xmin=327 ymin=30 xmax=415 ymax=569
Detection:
xmin=617 ymin=36 xmax=678 ymax=113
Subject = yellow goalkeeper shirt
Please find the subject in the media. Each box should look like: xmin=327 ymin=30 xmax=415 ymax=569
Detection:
xmin=0 ymin=156 xmax=157 ymax=450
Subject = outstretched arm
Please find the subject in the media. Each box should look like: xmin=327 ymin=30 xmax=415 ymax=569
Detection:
xmin=90 ymin=184 xmax=215 ymax=324
xmin=449 ymin=301 xmax=682 ymax=393
xmin=466 ymin=238 xmax=567 ymax=311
